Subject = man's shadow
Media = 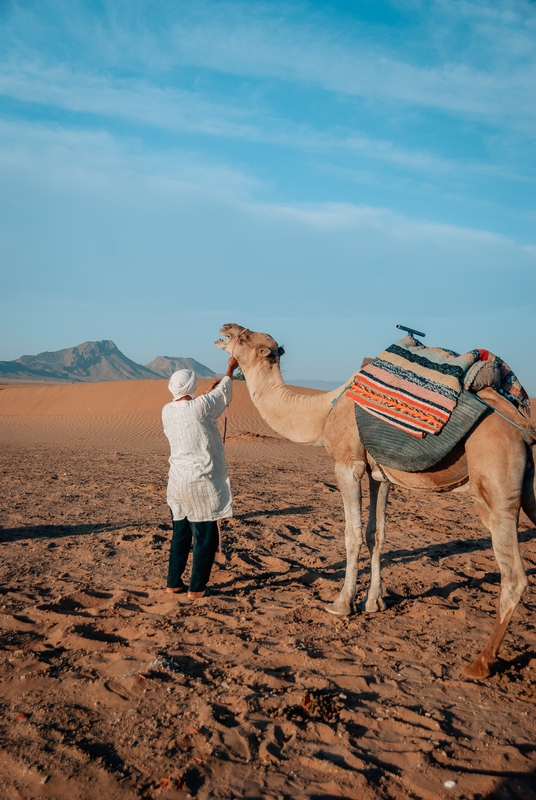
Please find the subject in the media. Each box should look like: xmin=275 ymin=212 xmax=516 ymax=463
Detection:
xmin=0 ymin=521 xmax=150 ymax=543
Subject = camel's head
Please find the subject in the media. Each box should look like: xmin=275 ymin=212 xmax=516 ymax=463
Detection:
xmin=215 ymin=323 xmax=285 ymax=373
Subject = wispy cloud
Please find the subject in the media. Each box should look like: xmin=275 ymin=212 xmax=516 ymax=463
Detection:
xmin=2 ymin=112 xmax=533 ymax=261
xmin=0 ymin=60 xmax=259 ymax=139
xmin=1 ymin=0 xmax=535 ymax=213
xmin=2 ymin=55 xmax=533 ymax=194
xmin=3 ymin=1 xmax=536 ymax=123
xmin=158 ymin=0 xmax=536 ymax=126
xmin=0 ymin=117 xmax=262 ymax=200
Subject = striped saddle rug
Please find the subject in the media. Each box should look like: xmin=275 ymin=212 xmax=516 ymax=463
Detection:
xmin=346 ymin=336 xmax=529 ymax=439
xmin=353 ymin=390 xmax=488 ymax=472
xmin=346 ymin=335 xmax=530 ymax=472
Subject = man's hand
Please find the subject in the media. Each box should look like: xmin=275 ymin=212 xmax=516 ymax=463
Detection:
xmin=226 ymin=357 xmax=239 ymax=377
xmin=207 ymin=358 xmax=239 ymax=392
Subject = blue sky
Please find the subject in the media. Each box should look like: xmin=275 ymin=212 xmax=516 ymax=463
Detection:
xmin=1 ymin=0 xmax=535 ymax=389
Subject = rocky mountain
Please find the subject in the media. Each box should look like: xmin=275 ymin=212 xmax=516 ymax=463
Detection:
xmin=0 ymin=341 xmax=218 ymax=383
xmin=145 ymin=356 xmax=217 ymax=379
xmin=0 ymin=340 xmax=162 ymax=383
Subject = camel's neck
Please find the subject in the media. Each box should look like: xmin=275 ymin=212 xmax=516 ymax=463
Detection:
xmin=243 ymin=361 xmax=344 ymax=445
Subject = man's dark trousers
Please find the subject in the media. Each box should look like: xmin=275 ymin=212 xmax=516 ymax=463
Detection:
xmin=166 ymin=517 xmax=219 ymax=592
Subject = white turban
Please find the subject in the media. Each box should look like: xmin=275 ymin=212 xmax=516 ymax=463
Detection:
xmin=168 ymin=369 xmax=197 ymax=400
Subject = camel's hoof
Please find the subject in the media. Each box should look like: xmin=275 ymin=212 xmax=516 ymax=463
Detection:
xmin=325 ymin=601 xmax=354 ymax=617
xmin=462 ymin=658 xmax=491 ymax=681
xmin=360 ymin=596 xmax=387 ymax=613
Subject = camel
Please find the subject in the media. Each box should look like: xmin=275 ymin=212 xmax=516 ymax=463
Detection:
xmin=216 ymin=323 xmax=536 ymax=680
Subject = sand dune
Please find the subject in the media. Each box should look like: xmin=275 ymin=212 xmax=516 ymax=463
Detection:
xmin=0 ymin=378 xmax=189 ymax=415
xmin=0 ymin=378 xmax=321 ymax=416
xmin=0 ymin=380 xmax=324 ymax=450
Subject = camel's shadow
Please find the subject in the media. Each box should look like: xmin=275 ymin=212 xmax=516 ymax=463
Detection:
xmin=385 ymin=565 xmax=536 ymax=606
xmin=384 ymin=527 xmax=536 ymax=567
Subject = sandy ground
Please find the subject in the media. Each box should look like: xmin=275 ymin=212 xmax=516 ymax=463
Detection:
xmin=1 ymin=380 xmax=535 ymax=800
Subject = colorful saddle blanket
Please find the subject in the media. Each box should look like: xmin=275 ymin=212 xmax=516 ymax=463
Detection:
xmin=353 ymin=391 xmax=488 ymax=472
xmin=346 ymin=336 xmax=529 ymax=438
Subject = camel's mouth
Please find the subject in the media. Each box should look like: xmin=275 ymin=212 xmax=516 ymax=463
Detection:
xmin=214 ymin=332 xmax=232 ymax=350
xmin=214 ymin=324 xmax=242 ymax=351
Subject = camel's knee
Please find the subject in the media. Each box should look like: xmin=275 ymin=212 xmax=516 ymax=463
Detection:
xmin=344 ymin=531 xmax=363 ymax=561
xmin=365 ymin=536 xmax=375 ymax=559
xmin=353 ymin=461 xmax=366 ymax=482
xmin=472 ymin=481 xmax=522 ymax=532
xmin=365 ymin=476 xmax=388 ymax=542
xmin=501 ymin=568 xmax=527 ymax=599
xmin=499 ymin=570 xmax=527 ymax=617
xmin=365 ymin=528 xmax=386 ymax=565
xmin=494 ymin=547 xmax=527 ymax=621
xmin=365 ymin=518 xmax=377 ymax=549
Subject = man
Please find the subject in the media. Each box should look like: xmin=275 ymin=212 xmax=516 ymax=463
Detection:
xmin=162 ymin=356 xmax=238 ymax=599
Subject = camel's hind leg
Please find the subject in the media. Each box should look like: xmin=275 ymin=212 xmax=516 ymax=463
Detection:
xmin=464 ymin=530 xmax=527 ymax=679
xmin=325 ymin=462 xmax=366 ymax=617
xmin=362 ymin=475 xmax=389 ymax=612
xmin=464 ymin=419 xmax=528 ymax=680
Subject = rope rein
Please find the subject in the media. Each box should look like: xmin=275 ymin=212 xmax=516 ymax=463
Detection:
xmin=231 ymin=328 xmax=249 ymax=359
xmin=222 ymin=406 xmax=228 ymax=444
xmin=468 ymin=392 xmax=530 ymax=434
xmin=218 ymin=328 xmax=249 ymax=555
xmin=222 ymin=328 xmax=248 ymax=446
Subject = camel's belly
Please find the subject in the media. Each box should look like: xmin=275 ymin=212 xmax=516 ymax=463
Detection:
xmin=379 ymin=442 xmax=469 ymax=492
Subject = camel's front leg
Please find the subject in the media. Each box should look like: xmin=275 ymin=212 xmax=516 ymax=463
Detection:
xmin=362 ymin=475 xmax=389 ymax=613
xmin=325 ymin=462 xmax=365 ymax=617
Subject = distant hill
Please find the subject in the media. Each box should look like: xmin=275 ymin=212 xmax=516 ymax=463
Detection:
xmin=0 ymin=341 xmax=336 ymax=387
xmin=145 ymin=356 xmax=217 ymax=379
xmin=0 ymin=340 xmax=162 ymax=383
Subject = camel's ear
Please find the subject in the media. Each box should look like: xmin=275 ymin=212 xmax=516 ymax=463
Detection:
xmin=257 ymin=346 xmax=272 ymax=358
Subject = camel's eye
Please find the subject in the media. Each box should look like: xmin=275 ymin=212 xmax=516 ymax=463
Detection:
xmin=277 ymin=346 xmax=285 ymax=357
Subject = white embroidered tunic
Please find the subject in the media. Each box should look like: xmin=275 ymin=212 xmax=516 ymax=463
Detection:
xmin=162 ymin=376 xmax=233 ymax=522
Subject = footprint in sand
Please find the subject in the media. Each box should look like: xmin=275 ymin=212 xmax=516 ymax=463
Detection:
xmin=72 ymin=623 xmax=128 ymax=646
xmin=37 ymin=596 xmax=89 ymax=616
xmin=103 ymin=678 xmax=132 ymax=701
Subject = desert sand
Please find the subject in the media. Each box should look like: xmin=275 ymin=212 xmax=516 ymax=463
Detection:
xmin=0 ymin=379 xmax=535 ymax=800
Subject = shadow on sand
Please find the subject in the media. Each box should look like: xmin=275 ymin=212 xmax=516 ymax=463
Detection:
xmin=470 ymin=766 xmax=536 ymax=800
xmin=0 ymin=521 xmax=153 ymax=543
xmin=384 ymin=527 xmax=536 ymax=567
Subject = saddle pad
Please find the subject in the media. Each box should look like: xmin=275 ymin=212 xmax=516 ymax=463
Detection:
xmin=354 ymin=389 xmax=489 ymax=472
xmin=347 ymin=336 xmax=530 ymax=438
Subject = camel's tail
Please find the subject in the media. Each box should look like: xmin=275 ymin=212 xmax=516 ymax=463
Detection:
xmin=522 ymin=443 xmax=536 ymax=526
